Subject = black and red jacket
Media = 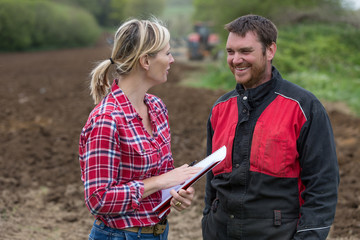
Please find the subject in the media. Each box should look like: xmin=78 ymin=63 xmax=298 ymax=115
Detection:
xmin=202 ymin=67 xmax=339 ymax=240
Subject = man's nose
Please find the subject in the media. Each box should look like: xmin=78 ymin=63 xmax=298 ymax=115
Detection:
xmin=233 ymin=53 xmax=244 ymax=65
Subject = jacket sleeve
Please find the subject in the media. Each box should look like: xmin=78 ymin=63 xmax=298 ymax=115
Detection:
xmin=293 ymin=102 xmax=339 ymax=239
xmin=203 ymin=114 xmax=217 ymax=216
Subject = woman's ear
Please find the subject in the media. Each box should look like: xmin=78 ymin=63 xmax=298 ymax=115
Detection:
xmin=139 ymin=54 xmax=150 ymax=71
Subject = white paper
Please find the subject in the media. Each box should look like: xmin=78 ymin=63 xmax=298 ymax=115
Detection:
xmin=153 ymin=145 xmax=226 ymax=216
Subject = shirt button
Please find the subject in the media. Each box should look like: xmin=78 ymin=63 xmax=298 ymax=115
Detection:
xmin=230 ymin=214 xmax=235 ymax=219
xmin=235 ymin=164 xmax=240 ymax=168
xmin=242 ymin=109 xmax=247 ymax=113
xmin=243 ymin=96 xmax=248 ymax=101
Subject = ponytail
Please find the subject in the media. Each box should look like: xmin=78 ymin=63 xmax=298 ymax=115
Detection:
xmin=89 ymin=59 xmax=112 ymax=104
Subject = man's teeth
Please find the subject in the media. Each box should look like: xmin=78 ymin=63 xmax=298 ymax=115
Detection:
xmin=236 ymin=67 xmax=249 ymax=70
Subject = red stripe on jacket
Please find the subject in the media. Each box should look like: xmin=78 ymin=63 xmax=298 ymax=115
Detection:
xmin=250 ymin=94 xmax=306 ymax=178
xmin=211 ymin=96 xmax=238 ymax=175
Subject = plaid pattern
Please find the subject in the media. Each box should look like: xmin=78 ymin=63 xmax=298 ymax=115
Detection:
xmin=79 ymin=80 xmax=174 ymax=229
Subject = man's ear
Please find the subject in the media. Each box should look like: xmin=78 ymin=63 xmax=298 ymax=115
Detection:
xmin=139 ymin=54 xmax=150 ymax=71
xmin=267 ymin=42 xmax=277 ymax=61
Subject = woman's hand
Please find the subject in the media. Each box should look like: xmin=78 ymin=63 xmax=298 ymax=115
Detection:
xmin=170 ymin=187 xmax=195 ymax=211
xmin=159 ymin=164 xmax=201 ymax=189
xmin=142 ymin=164 xmax=201 ymax=198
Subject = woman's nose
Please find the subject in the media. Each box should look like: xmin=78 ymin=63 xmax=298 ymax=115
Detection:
xmin=169 ymin=54 xmax=175 ymax=64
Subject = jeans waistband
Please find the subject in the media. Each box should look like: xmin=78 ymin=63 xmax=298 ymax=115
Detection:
xmin=95 ymin=218 xmax=168 ymax=236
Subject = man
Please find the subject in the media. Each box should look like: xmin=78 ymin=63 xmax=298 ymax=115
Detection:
xmin=201 ymin=14 xmax=339 ymax=240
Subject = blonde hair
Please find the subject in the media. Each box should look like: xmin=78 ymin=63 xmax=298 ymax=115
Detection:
xmin=90 ymin=18 xmax=170 ymax=104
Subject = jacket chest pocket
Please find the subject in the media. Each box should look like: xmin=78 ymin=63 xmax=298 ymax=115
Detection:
xmin=250 ymin=120 xmax=300 ymax=178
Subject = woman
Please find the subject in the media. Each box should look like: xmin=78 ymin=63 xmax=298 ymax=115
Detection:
xmin=79 ymin=18 xmax=200 ymax=240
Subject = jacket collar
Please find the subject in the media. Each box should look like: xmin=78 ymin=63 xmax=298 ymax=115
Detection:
xmin=236 ymin=66 xmax=280 ymax=108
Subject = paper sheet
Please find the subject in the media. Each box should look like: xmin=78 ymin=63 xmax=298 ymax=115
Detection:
xmin=153 ymin=145 xmax=226 ymax=217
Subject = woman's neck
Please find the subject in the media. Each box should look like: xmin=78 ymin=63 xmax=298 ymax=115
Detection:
xmin=118 ymin=73 xmax=154 ymax=137
xmin=118 ymin=73 xmax=150 ymax=109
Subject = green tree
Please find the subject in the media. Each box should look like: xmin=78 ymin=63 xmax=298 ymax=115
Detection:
xmin=108 ymin=0 xmax=129 ymax=25
xmin=0 ymin=0 xmax=101 ymax=51
xmin=45 ymin=0 xmax=166 ymax=27
xmin=51 ymin=0 xmax=113 ymax=26
xmin=193 ymin=0 xmax=345 ymax=39
xmin=124 ymin=0 xmax=166 ymax=19
xmin=108 ymin=0 xmax=166 ymax=27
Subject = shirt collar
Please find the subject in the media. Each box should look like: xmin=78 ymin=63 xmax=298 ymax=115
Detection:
xmin=144 ymin=95 xmax=163 ymax=120
xmin=110 ymin=80 xmax=162 ymax=123
xmin=110 ymin=80 xmax=138 ymax=122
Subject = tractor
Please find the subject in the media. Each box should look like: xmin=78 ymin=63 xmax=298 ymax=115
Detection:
xmin=187 ymin=22 xmax=220 ymax=60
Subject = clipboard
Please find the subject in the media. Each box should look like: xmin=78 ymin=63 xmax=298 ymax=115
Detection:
xmin=152 ymin=145 xmax=226 ymax=218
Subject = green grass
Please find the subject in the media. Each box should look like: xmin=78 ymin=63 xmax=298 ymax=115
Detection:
xmin=184 ymin=23 xmax=360 ymax=116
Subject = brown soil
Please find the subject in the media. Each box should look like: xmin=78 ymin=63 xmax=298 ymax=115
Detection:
xmin=0 ymin=39 xmax=359 ymax=240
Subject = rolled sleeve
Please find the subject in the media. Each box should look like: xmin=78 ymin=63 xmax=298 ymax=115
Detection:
xmin=128 ymin=180 xmax=144 ymax=210
xmin=82 ymin=115 xmax=145 ymax=216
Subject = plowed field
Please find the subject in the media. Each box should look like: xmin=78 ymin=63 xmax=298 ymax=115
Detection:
xmin=0 ymin=39 xmax=359 ymax=240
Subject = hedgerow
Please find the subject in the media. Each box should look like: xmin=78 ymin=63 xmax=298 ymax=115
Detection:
xmin=0 ymin=0 xmax=101 ymax=51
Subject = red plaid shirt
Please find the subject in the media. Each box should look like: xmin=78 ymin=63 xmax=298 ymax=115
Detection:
xmin=79 ymin=80 xmax=174 ymax=229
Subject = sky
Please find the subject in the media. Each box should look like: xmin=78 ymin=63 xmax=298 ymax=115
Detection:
xmin=344 ymin=0 xmax=360 ymax=9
